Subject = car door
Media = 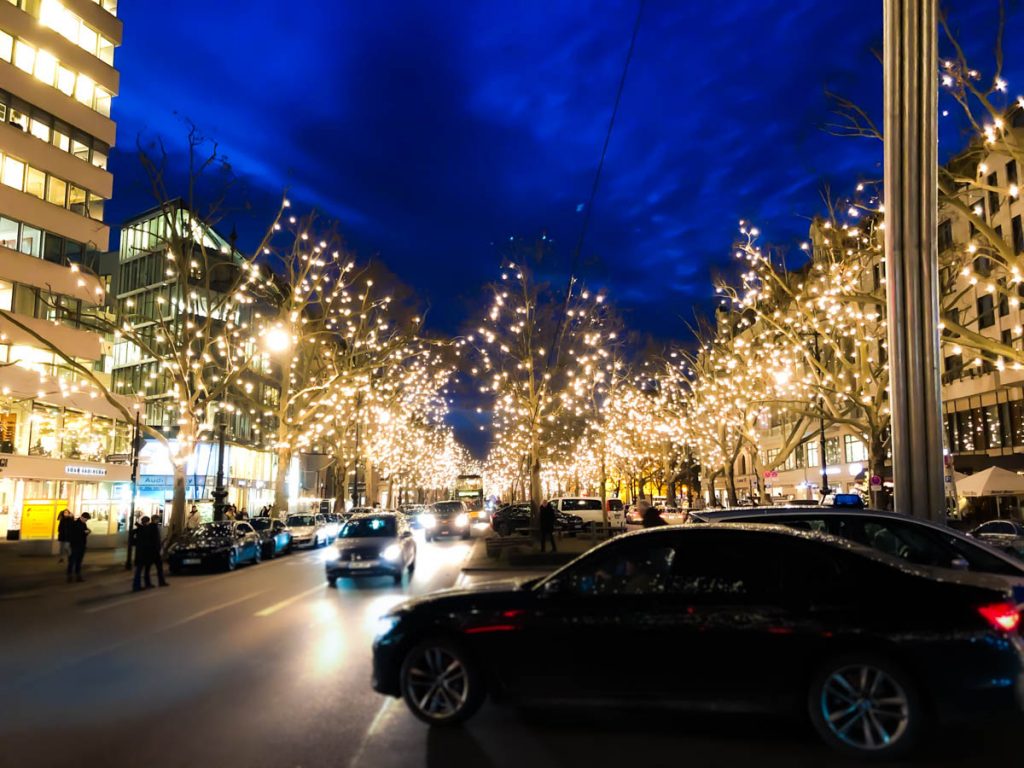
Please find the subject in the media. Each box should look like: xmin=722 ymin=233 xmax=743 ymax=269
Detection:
xmin=235 ymin=523 xmax=256 ymax=559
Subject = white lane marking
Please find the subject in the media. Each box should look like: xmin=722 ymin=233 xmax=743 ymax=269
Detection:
xmin=254 ymin=584 xmax=326 ymax=617
xmin=165 ymin=591 xmax=265 ymax=628
xmin=347 ymin=698 xmax=400 ymax=768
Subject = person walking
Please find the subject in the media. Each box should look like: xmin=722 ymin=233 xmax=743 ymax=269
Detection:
xmin=185 ymin=505 xmax=200 ymax=530
xmin=56 ymin=509 xmax=73 ymax=564
xmin=66 ymin=512 xmax=91 ymax=582
xmin=539 ymin=501 xmax=557 ymax=553
xmin=132 ymin=516 xmax=155 ymax=591
xmin=149 ymin=514 xmax=169 ymax=588
xmin=640 ymin=501 xmax=666 ymax=528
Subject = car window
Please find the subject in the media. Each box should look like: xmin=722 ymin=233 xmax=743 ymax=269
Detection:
xmin=558 ymin=498 xmax=602 ymax=512
xmin=340 ymin=517 xmax=397 ymax=538
xmin=287 ymin=515 xmax=314 ymax=527
xmin=668 ymin=532 xmax=784 ymax=601
xmin=236 ymin=523 xmax=253 ymax=534
xmin=555 ymin=541 xmax=678 ymax=596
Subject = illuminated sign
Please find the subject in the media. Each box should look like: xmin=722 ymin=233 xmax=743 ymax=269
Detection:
xmin=65 ymin=465 xmax=107 ymax=477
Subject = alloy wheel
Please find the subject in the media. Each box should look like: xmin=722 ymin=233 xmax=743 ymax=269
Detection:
xmin=403 ymin=646 xmax=470 ymax=720
xmin=820 ymin=664 xmax=910 ymax=751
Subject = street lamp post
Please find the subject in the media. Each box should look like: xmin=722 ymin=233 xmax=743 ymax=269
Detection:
xmin=124 ymin=410 xmax=141 ymax=570
xmin=212 ymin=413 xmax=228 ymax=521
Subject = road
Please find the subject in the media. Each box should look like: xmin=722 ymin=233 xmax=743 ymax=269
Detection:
xmin=0 ymin=533 xmax=1017 ymax=768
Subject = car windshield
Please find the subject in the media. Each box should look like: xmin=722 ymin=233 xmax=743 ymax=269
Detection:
xmin=197 ymin=522 xmax=233 ymax=537
xmin=560 ymin=498 xmax=602 ymax=511
xmin=287 ymin=515 xmax=315 ymax=527
xmin=249 ymin=519 xmax=271 ymax=530
xmin=341 ymin=517 xmax=397 ymax=538
xmin=433 ymin=502 xmax=463 ymax=515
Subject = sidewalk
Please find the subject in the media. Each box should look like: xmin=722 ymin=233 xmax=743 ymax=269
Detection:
xmin=461 ymin=532 xmax=603 ymax=572
xmin=0 ymin=544 xmax=128 ymax=596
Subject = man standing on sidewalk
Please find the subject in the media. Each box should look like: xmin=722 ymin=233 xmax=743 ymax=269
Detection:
xmin=66 ymin=512 xmax=91 ymax=582
xmin=186 ymin=505 xmax=200 ymax=531
xmin=539 ymin=501 xmax=557 ymax=553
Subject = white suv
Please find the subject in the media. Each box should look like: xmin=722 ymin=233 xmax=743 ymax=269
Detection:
xmin=549 ymin=497 xmax=625 ymax=531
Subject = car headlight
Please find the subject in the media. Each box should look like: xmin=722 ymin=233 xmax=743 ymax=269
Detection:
xmin=321 ymin=547 xmax=341 ymax=563
xmin=374 ymin=614 xmax=402 ymax=641
xmin=420 ymin=513 xmax=436 ymax=528
xmin=381 ymin=544 xmax=402 ymax=561
xmin=455 ymin=513 xmax=469 ymax=527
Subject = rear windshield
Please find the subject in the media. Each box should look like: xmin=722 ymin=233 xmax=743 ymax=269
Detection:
xmin=287 ymin=515 xmax=315 ymax=527
xmin=559 ymin=498 xmax=602 ymax=511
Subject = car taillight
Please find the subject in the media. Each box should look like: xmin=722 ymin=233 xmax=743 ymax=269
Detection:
xmin=978 ymin=602 xmax=1021 ymax=633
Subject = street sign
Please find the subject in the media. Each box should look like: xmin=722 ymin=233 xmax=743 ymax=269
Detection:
xmin=869 ymin=474 xmax=882 ymax=491
xmin=763 ymin=470 xmax=778 ymax=480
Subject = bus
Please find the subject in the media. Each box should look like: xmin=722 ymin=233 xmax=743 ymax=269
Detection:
xmin=455 ymin=474 xmax=485 ymax=520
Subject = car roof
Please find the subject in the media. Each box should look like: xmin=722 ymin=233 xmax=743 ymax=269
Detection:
xmin=692 ymin=505 xmax=940 ymax=526
xmin=348 ymin=511 xmax=397 ymax=519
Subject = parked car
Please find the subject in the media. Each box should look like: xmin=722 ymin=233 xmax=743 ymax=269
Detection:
xmin=490 ymin=503 xmax=583 ymax=537
xmin=321 ymin=513 xmax=344 ymax=542
xmin=286 ymin=513 xmax=329 ymax=548
xmin=659 ymin=507 xmax=689 ymax=525
xmin=325 ymin=512 xmax=416 ymax=586
xmin=421 ymin=500 xmax=472 ymax=541
xmin=688 ymin=506 xmax=1024 ymax=577
xmin=982 ymin=534 xmax=1024 ymax=562
xmin=972 ymin=520 xmax=1024 ymax=538
xmin=549 ymin=497 xmax=625 ymax=531
xmin=372 ymin=525 xmax=1024 ymax=758
xmin=168 ymin=521 xmax=262 ymax=572
xmin=606 ymin=498 xmax=625 ymax=515
xmin=250 ymin=517 xmax=292 ymax=558
xmin=398 ymin=504 xmax=428 ymax=529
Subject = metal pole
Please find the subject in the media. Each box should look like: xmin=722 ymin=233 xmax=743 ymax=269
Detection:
xmin=124 ymin=410 xmax=140 ymax=570
xmin=212 ymin=417 xmax=228 ymax=521
xmin=814 ymin=333 xmax=830 ymax=498
xmin=884 ymin=0 xmax=945 ymax=521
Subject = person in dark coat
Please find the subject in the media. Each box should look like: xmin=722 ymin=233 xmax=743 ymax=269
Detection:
xmin=66 ymin=512 xmax=91 ymax=582
xmin=641 ymin=502 xmax=666 ymax=528
xmin=132 ymin=516 xmax=154 ymax=591
xmin=56 ymin=509 xmax=73 ymax=563
xmin=539 ymin=501 xmax=557 ymax=553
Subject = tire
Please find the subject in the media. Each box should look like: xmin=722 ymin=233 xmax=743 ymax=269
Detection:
xmin=327 ymin=576 xmax=338 ymax=588
xmin=400 ymin=639 xmax=485 ymax=726
xmin=225 ymin=550 xmax=238 ymax=571
xmin=808 ymin=653 xmax=924 ymax=759
xmin=498 ymin=522 xmax=512 ymax=537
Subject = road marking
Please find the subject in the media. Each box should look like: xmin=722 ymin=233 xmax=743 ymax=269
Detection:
xmin=254 ymin=584 xmax=325 ymax=617
xmin=347 ymin=698 xmax=400 ymax=768
xmin=82 ymin=592 xmax=153 ymax=613
xmin=166 ymin=591 xmax=265 ymax=628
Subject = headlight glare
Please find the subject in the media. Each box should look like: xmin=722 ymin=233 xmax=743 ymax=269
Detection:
xmin=381 ymin=544 xmax=402 ymax=561
xmin=420 ymin=513 xmax=437 ymax=528
xmin=455 ymin=513 xmax=469 ymax=527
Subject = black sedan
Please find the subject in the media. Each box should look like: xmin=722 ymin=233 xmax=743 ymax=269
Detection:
xmin=372 ymin=525 xmax=1024 ymax=759
xmin=250 ymin=517 xmax=293 ymax=558
xmin=168 ymin=521 xmax=262 ymax=572
xmin=490 ymin=503 xmax=583 ymax=537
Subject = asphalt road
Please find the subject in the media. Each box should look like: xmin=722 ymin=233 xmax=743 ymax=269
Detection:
xmin=1 ymin=532 xmax=1018 ymax=768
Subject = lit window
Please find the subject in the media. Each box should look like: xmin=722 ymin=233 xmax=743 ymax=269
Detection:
xmin=74 ymin=74 xmax=93 ymax=105
xmin=78 ymin=26 xmax=97 ymax=56
xmin=56 ymin=65 xmax=75 ymax=96
xmin=29 ymin=118 xmax=50 ymax=142
xmin=0 ymin=31 xmax=12 ymax=63
xmin=25 ymin=167 xmax=45 ymax=199
xmin=8 ymin=108 xmax=27 ymax=131
xmin=46 ymin=176 xmax=66 ymax=206
xmin=91 ymin=146 xmax=107 ymax=170
xmin=58 ymin=12 xmax=79 ymax=44
xmin=52 ymin=125 xmax=70 ymax=151
xmin=98 ymin=37 xmax=114 ymax=65
xmin=40 ymin=0 xmax=64 ymax=31
xmin=14 ymin=41 xmax=35 ymax=74
xmin=71 ymin=135 xmax=88 ymax=161
xmin=2 ymin=156 xmax=24 ymax=190
xmin=94 ymin=88 xmax=111 ymax=117
xmin=68 ymin=184 xmax=86 ymax=214
xmin=34 ymin=50 xmax=57 ymax=86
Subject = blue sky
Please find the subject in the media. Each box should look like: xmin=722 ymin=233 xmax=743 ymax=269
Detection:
xmin=106 ymin=1 xmax=1024 ymax=453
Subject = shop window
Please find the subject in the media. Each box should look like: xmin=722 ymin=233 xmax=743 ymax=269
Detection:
xmin=844 ymin=435 xmax=869 ymax=463
xmin=27 ymin=406 xmax=60 ymax=457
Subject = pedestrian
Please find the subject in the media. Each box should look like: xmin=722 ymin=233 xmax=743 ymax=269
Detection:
xmin=66 ymin=512 xmax=91 ymax=583
xmin=56 ymin=509 xmax=73 ymax=563
xmin=539 ymin=501 xmax=557 ymax=553
xmin=149 ymin=514 xmax=169 ymax=588
xmin=640 ymin=500 xmax=666 ymax=528
xmin=186 ymin=504 xmax=200 ymax=530
xmin=225 ymin=505 xmax=236 ymax=521
xmin=132 ymin=516 xmax=154 ymax=591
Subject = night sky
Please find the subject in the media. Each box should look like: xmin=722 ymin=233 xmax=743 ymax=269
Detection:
xmin=107 ymin=1 xmax=1024 ymax=454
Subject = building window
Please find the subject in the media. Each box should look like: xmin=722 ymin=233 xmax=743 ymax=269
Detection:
xmin=1 ymin=156 xmax=23 ymax=189
xmin=944 ymin=353 xmax=963 ymax=377
xmin=24 ymin=166 xmax=45 ymax=199
xmin=978 ymin=294 xmax=995 ymax=328
xmin=938 ymin=219 xmax=953 ymax=252
xmin=974 ymin=255 xmax=991 ymax=276
xmin=989 ymin=172 xmax=1001 ymax=213
xmin=1009 ymin=160 xmax=1019 ymax=186
xmin=844 ymin=435 xmax=869 ymax=463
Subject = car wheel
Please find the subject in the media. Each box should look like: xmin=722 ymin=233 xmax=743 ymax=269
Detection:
xmin=400 ymin=640 xmax=484 ymax=726
xmin=327 ymin=576 xmax=338 ymax=587
xmin=498 ymin=522 xmax=512 ymax=537
xmin=225 ymin=550 xmax=238 ymax=571
xmin=808 ymin=654 xmax=923 ymax=759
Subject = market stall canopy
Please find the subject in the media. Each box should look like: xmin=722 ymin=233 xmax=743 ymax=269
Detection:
xmin=955 ymin=466 xmax=1024 ymax=497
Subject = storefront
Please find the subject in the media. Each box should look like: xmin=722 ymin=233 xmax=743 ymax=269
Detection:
xmin=0 ymin=454 xmax=132 ymax=539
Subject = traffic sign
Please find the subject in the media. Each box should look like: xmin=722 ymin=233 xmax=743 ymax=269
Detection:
xmin=869 ymin=474 xmax=882 ymax=491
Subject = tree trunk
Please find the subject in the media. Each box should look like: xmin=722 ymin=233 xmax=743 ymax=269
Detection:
xmin=529 ymin=453 xmax=542 ymax=537
xmin=724 ymin=463 xmax=738 ymax=507
xmin=274 ymin=444 xmax=291 ymax=515
xmin=167 ymin=462 xmax=187 ymax=545
xmin=600 ymin=448 xmax=609 ymax=529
